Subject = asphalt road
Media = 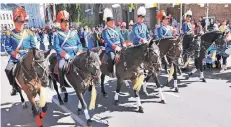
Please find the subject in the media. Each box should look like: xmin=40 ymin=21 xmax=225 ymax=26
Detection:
xmin=1 ymin=55 xmax=231 ymax=127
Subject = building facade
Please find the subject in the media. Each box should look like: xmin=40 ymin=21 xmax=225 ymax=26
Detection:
xmin=0 ymin=4 xmax=18 ymax=30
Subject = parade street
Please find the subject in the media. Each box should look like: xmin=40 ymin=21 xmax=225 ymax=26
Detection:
xmin=1 ymin=55 xmax=231 ymax=127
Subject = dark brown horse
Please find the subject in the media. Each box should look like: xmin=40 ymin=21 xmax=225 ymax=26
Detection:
xmin=48 ymin=50 xmax=102 ymax=126
xmin=14 ymin=48 xmax=51 ymax=127
xmin=143 ymin=36 xmax=183 ymax=101
xmin=186 ymin=30 xmax=227 ymax=82
xmin=96 ymin=41 xmax=161 ymax=113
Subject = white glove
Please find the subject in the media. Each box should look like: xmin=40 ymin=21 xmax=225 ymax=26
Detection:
xmin=64 ymin=54 xmax=70 ymax=60
xmin=115 ymin=46 xmax=122 ymax=52
xmin=15 ymin=54 xmax=20 ymax=59
xmin=12 ymin=51 xmax=20 ymax=59
xmin=143 ymin=39 xmax=149 ymax=43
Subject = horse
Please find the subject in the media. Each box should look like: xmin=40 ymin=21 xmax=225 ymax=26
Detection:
xmin=143 ymin=36 xmax=183 ymax=99
xmin=13 ymin=48 xmax=51 ymax=127
xmin=186 ymin=30 xmax=227 ymax=82
xmin=96 ymin=41 xmax=161 ymax=113
xmin=48 ymin=50 xmax=102 ymax=126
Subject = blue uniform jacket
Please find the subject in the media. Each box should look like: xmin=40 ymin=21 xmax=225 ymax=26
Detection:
xmin=132 ymin=23 xmax=150 ymax=45
xmin=102 ymin=27 xmax=125 ymax=53
xmin=5 ymin=29 xmax=36 ymax=62
xmin=182 ymin=22 xmax=193 ymax=35
xmin=54 ymin=30 xmax=83 ymax=60
xmin=157 ymin=24 xmax=173 ymax=39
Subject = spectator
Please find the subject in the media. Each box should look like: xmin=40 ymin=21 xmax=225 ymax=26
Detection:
xmin=219 ymin=22 xmax=227 ymax=32
xmin=199 ymin=16 xmax=206 ymax=30
xmin=78 ymin=27 xmax=85 ymax=47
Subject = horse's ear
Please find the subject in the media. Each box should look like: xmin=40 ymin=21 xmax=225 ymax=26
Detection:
xmin=87 ymin=49 xmax=90 ymax=56
xmin=148 ymin=39 xmax=154 ymax=47
xmin=44 ymin=49 xmax=51 ymax=58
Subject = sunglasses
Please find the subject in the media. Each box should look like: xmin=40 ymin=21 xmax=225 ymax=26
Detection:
xmin=61 ymin=19 xmax=69 ymax=22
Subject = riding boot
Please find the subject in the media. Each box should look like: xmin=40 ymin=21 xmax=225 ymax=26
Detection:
xmin=5 ymin=69 xmax=17 ymax=96
xmin=58 ymin=69 xmax=65 ymax=92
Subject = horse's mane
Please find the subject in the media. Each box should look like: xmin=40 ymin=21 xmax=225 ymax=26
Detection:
xmin=201 ymin=30 xmax=223 ymax=43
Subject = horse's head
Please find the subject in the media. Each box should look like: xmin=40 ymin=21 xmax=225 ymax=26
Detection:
xmin=74 ymin=50 xmax=102 ymax=80
xmin=146 ymin=40 xmax=162 ymax=71
xmin=167 ymin=37 xmax=183 ymax=60
xmin=31 ymin=48 xmax=51 ymax=86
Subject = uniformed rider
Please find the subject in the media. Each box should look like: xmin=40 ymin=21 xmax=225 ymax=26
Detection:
xmin=132 ymin=6 xmax=151 ymax=45
xmin=5 ymin=7 xmax=36 ymax=96
xmin=102 ymin=8 xmax=125 ymax=77
xmin=181 ymin=10 xmax=194 ymax=67
xmin=156 ymin=10 xmax=173 ymax=39
xmin=53 ymin=10 xmax=83 ymax=90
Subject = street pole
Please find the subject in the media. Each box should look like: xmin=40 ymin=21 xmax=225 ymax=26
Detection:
xmin=206 ymin=3 xmax=209 ymax=31
xmin=180 ymin=3 xmax=183 ymax=31
xmin=157 ymin=3 xmax=160 ymax=25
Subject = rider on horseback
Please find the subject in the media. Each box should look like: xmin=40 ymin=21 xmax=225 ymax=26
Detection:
xmin=182 ymin=10 xmax=194 ymax=70
xmin=53 ymin=10 xmax=83 ymax=90
xmin=132 ymin=6 xmax=151 ymax=45
xmin=156 ymin=10 xmax=174 ymax=39
xmin=102 ymin=8 xmax=125 ymax=77
xmin=5 ymin=6 xmax=36 ymax=96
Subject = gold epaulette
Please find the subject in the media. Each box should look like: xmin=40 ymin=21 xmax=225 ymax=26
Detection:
xmin=5 ymin=30 xmax=11 ymax=36
xmin=26 ymin=29 xmax=33 ymax=35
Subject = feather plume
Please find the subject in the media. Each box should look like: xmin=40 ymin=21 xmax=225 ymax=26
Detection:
xmin=137 ymin=6 xmax=146 ymax=16
xmin=103 ymin=8 xmax=113 ymax=21
xmin=185 ymin=9 xmax=192 ymax=16
xmin=156 ymin=10 xmax=166 ymax=19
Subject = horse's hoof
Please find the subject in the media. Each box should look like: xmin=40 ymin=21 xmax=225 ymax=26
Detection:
xmin=22 ymin=103 xmax=28 ymax=109
xmin=102 ymin=92 xmax=108 ymax=97
xmin=138 ymin=106 xmax=144 ymax=113
xmin=87 ymin=119 xmax=92 ymax=127
xmin=114 ymin=100 xmax=119 ymax=106
xmin=175 ymin=87 xmax=179 ymax=93
xmin=202 ymin=78 xmax=206 ymax=83
xmin=77 ymin=108 xmax=82 ymax=115
xmin=63 ymin=98 xmax=68 ymax=103
xmin=160 ymin=100 xmax=166 ymax=104
xmin=59 ymin=100 xmax=64 ymax=105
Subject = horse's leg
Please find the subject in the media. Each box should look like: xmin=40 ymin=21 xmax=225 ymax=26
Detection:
xmin=114 ymin=78 xmax=123 ymax=106
xmin=27 ymin=94 xmax=42 ymax=127
xmin=173 ymin=64 xmax=179 ymax=93
xmin=199 ymin=57 xmax=206 ymax=82
xmin=76 ymin=92 xmax=92 ymax=126
xmin=62 ymin=82 xmax=68 ymax=103
xmin=153 ymin=72 xmax=166 ymax=104
xmin=100 ymin=74 xmax=108 ymax=97
xmin=134 ymin=89 xmax=144 ymax=113
xmin=18 ymin=89 xmax=27 ymax=109
xmin=186 ymin=57 xmax=198 ymax=79
xmin=77 ymin=100 xmax=83 ymax=115
xmin=142 ymin=71 xmax=152 ymax=95
xmin=177 ymin=65 xmax=182 ymax=75
xmin=53 ymin=79 xmax=64 ymax=105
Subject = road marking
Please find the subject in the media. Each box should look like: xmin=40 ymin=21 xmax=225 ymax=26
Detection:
xmin=163 ymin=92 xmax=180 ymax=98
xmin=51 ymin=97 xmax=87 ymax=127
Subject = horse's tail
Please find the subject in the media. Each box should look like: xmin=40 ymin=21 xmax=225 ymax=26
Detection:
xmin=39 ymin=86 xmax=47 ymax=107
xmin=89 ymin=84 xmax=97 ymax=110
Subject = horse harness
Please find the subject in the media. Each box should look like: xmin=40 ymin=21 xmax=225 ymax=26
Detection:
xmin=16 ymin=54 xmax=48 ymax=96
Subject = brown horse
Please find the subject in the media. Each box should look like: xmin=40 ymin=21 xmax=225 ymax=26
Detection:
xmin=14 ymin=48 xmax=51 ymax=127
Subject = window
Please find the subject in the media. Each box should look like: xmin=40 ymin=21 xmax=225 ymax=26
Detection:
xmin=3 ymin=14 xmax=5 ymax=20
xmin=8 ymin=24 xmax=10 ymax=29
xmin=6 ymin=14 xmax=9 ymax=20
xmin=0 ymin=14 xmax=2 ymax=20
xmin=11 ymin=24 xmax=14 ymax=28
xmin=10 ymin=14 xmax=12 ymax=20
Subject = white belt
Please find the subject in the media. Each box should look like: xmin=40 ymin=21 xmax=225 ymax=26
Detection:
xmin=63 ymin=46 xmax=78 ymax=49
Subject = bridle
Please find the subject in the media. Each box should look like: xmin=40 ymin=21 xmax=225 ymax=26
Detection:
xmin=20 ymin=50 xmax=49 ymax=94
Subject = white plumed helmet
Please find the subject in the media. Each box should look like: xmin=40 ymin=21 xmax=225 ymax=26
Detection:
xmin=185 ymin=9 xmax=192 ymax=18
xmin=103 ymin=8 xmax=114 ymax=22
xmin=137 ymin=6 xmax=146 ymax=17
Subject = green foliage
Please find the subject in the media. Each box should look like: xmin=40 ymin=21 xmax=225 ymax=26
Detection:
xmin=79 ymin=18 xmax=93 ymax=27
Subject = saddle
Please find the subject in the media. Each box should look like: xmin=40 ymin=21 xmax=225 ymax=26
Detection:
xmin=101 ymin=52 xmax=121 ymax=65
xmin=54 ymin=60 xmax=72 ymax=75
